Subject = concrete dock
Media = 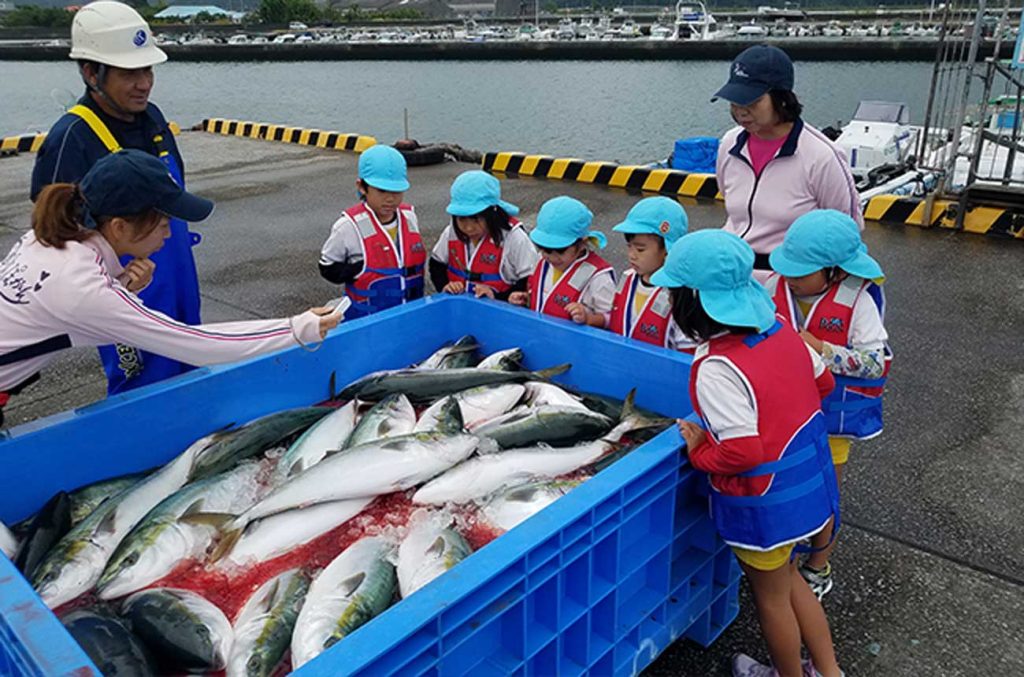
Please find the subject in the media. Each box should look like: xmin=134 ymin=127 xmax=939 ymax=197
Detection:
xmin=0 ymin=132 xmax=1021 ymax=676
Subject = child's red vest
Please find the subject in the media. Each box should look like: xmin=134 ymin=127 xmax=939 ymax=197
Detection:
xmin=343 ymin=203 xmax=426 ymax=317
xmin=527 ymin=251 xmax=612 ymax=321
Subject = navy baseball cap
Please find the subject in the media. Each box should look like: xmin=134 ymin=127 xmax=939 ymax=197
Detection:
xmin=712 ymin=45 xmax=794 ymax=106
xmin=80 ymin=149 xmax=214 ymax=225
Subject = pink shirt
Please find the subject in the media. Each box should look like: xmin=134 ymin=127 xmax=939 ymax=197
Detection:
xmin=746 ymin=133 xmax=788 ymax=176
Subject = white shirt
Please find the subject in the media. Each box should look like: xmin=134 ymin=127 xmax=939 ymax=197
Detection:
xmin=0 ymin=233 xmax=322 ymax=392
xmin=694 ymin=338 xmax=827 ymax=442
xmin=429 ymin=224 xmax=539 ymax=284
xmin=319 ymin=205 xmax=416 ymax=274
xmin=535 ymin=253 xmax=616 ymax=315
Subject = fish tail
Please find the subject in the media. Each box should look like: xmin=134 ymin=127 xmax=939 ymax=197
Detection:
xmin=619 ymin=388 xmax=637 ymax=422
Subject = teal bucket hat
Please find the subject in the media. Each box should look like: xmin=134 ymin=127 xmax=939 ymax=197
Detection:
xmin=612 ymin=196 xmax=689 ymax=249
xmin=447 ymin=170 xmax=519 ymax=217
xmin=358 ymin=145 xmax=410 ymax=192
xmin=530 ymin=196 xmax=607 ymax=250
xmin=651 ymin=230 xmax=777 ymax=332
xmin=769 ymin=210 xmax=884 ymax=282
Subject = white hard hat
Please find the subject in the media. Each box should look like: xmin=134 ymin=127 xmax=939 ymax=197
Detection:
xmin=69 ymin=1 xmax=167 ymax=69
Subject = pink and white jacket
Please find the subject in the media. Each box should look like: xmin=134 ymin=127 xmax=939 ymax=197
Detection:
xmin=717 ymin=119 xmax=863 ymax=260
xmin=0 ymin=232 xmax=323 ymax=393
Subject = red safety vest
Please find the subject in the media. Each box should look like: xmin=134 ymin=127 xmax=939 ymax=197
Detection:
xmin=527 ymin=251 xmax=613 ymax=321
xmin=767 ymin=273 xmax=890 ymax=439
xmin=608 ymin=269 xmax=673 ymax=348
xmin=445 ymin=219 xmax=522 ymax=294
xmin=343 ymin=203 xmax=426 ymax=316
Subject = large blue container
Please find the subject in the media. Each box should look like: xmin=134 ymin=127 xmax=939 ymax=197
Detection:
xmin=0 ymin=295 xmax=740 ymax=676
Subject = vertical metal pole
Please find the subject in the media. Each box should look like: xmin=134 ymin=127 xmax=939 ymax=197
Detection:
xmin=965 ymin=58 xmax=996 ymax=189
xmin=917 ymin=0 xmax=954 ymax=164
xmin=952 ymin=0 xmax=989 ymax=229
xmin=403 ymin=108 xmax=410 ymax=139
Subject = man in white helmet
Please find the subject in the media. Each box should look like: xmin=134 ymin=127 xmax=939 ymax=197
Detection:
xmin=31 ymin=0 xmax=203 ymax=396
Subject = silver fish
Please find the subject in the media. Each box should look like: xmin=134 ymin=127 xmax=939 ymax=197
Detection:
xmin=397 ymin=522 xmax=472 ymax=598
xmin=96 ymin=462 xmax=267 ymax=600
xmin=343 ymin=393 xmax=416 ymax=448
xmin=214 ymin=498 xmax=374 ymax=570
xmin=0 ymin=520 xmax=18 ymax=560
xmin=273 ymin=401 xmax=358 ymax=482
xmin=470 ymin=404 xmax=613 ymax=449
xmin=414 ymin=384 xmax=525 ymax=432
xmin=67 ymin=472 xmax=149 ymax=527
xmin=479 ymin=480 xmax=584 ymax=532
xmin=476 ymin=347 xmax=524 ymax=371
xmin=291 ymin=536 xmax=397 ymax=669
xmin=417 ymin=335 xmax=479 ymax=369
xmin=227 ymin=568 xmax=310 ymax=677
xmin=32 ymin=434 xmax=219 ymax=609
xmin=336 ymin=363 xmax=570 ymax=404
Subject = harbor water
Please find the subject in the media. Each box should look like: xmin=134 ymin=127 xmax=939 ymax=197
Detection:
xmin=0 ymin=59 xmax=935 ymax=161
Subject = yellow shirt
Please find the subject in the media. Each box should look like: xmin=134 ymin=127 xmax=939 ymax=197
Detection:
xmin=633 ymin=285 xmax=651 ymax=318
xmin=551 ymin=268 xmax=563 ymax=284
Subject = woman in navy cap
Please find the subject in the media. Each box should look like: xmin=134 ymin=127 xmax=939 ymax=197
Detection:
xmin=0 ymin=150 xmax=342 ymax=427
xmin=652 ymin=230 xmax=844 ymax=677
xmin=713 ymin=45 xmax=862 ymax=280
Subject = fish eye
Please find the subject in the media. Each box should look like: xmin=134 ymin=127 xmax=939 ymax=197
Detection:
xmin=247 ymin=656 xmax=262 ymax=671
xmin=124 ymin=553 xmax=139 ymax=566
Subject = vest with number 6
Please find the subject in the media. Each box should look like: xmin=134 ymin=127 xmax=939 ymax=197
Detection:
xmin=608 ymin=269 xmax=673 ymax=347
xmin=690 ymin=321 xmax=840 ymax=551
xmin=344 ymin=203 xmax=426 ymax=317
xmin=446 ymin=219 xmax=522 ymax=294
xmin=767 ymin=273 xmax=891 ymax=440
xmin=527 ymin=251 xmax=612 ymax=321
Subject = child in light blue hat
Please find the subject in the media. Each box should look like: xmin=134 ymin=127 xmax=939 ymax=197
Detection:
xmin=509 ymin=196 xmax=615 ymax=327
xmin=652 ymin=229 xmax=845 ymax=677
xmin=428 ymin=170 xmax=539 ymax=301
xmin=767 ymin=209 xmax=890 ymax=600
xmin=608 ymin=197 xmax=695 ymax=351
xmin=318 ymin=145 xmax=427 ymax=319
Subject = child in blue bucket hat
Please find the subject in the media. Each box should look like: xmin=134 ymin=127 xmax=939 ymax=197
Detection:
xmin=652 ymin=230 xmax=845 ymax=677
xmin=509 ymin=196 xmax=615 ymax=326
xmin=428 ymin=170 xmax=539 ymax=301
xmin=608 ymin=197 xmax=696 ymax=351
xmin=766 ymin=209 xmax=891 ymax=600
xmin=318 ymin=144 xmax=427 ymax=319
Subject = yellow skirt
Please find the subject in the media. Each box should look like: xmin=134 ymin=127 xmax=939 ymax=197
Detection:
xmin=732 ymin=542 xmax=796 ymax=571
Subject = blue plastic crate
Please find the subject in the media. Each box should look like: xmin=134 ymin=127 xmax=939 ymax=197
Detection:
xmin=0 ymin=295 xmax=740 ymax=676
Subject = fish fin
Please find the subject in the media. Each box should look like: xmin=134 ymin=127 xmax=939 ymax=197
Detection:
xmin=208 ymin=527 xmax=244 ymax=563
xmin=619 ymin=388 xmax=637 ymax=422
xmin=436 ymin=397 xmax=465 ymax=435
xmin=97 ymin=508 xmax=118 ymax=535
xmin=288 ymin=458 xmax=306 ymax=476
xmin=533 ymin=363 xmax=571 ymax=380
xmin=258 ymin=579 xmax=281 ymax=612
xmin=180 ymin=499 xmax=206 ymax=519
xmin=338 ymin=572 xmax=366 ymax=597
xmin=425 ymin=536 xmax=447 ymax=558
xmin=179 ymin=511 xmax=237 ymax=529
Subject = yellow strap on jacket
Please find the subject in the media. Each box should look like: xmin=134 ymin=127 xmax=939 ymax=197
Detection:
xmin=67 ymin=105 xmax=123 ymax=152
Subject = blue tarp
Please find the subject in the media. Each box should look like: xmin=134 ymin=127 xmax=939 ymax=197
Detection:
xmin=670 ymin=136 xmax=719 ymax=173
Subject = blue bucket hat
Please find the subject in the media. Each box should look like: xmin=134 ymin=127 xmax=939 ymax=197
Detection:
xmin=612 ymin=196 xmax=689 ymax=249
xmin=447 ymin=170 xmax=519 ymax=217
xmin=80 ymin=149 xmax=214 ymax=226
xmin=358 ymin=145 xmax=410 ymax=192
xmin=712 ymin=45 xmax=794 ymax=106
xmin=769 ymin=210 xmax=884 ymax=282
xmin=530 ymin=196 xmax=607 ymax=250
xmin=651 ymin=230 xmax=777 ymax=332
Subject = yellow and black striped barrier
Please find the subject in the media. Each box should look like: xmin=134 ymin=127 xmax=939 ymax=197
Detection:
xmin=483 ymin=152 xmax=720 ymax=200
xmin=1 ymin=123 xmax=182 ymax=158
xmin=0 ymin=133 xmax=48 ymax=156
xmin=864 ymin=194 xmax=1024 ymax=240
xmin=201 ymin=118 xmax=376 ymax=153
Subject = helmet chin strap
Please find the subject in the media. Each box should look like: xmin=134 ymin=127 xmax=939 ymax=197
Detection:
xmin=80 ymin=62 xmax=135 ymax=121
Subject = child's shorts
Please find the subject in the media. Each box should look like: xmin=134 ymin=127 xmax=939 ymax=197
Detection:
xmin=829 ymin=437 xmax=852 ymax=466
xmin=731 ymin=543 xmax=796 ymax=571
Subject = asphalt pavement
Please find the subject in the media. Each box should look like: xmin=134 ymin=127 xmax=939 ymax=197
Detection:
xmin=0 ymin=133 xmax=1021 ymax=676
